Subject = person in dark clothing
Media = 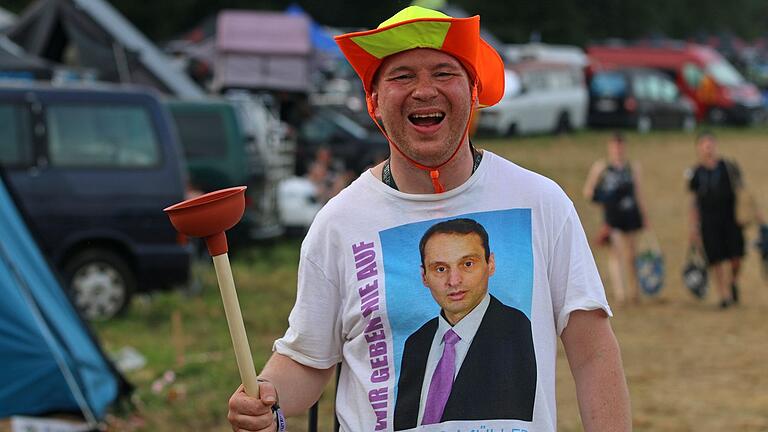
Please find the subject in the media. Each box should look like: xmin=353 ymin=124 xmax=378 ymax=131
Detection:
xmin=687 ymin=132 xmax=746 ymax=308
xmin=584 ymin=132 xmax=648 ymax=305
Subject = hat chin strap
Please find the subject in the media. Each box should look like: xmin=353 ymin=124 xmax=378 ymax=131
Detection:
xmin=367 ymin=82 xmax=478 ymax=194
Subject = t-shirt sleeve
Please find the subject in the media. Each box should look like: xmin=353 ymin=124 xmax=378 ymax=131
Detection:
xmin=272 ymin=254 xmax=343 ymax=369
xmin=550 ymin=205 xmax=612 ymax=335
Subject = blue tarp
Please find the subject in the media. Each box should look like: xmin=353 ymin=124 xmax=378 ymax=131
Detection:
xmin=0 ymin=175 xmax=119 ymax=421
xmin=285 ymin=4 xmax=342 ymax=57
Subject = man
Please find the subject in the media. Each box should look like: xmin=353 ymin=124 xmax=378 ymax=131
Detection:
xmin=228 ymin=6 xmax=630 ymax=432
xmin=393 ymin=218 xmax=536 ymax=429
xmin=687 ymin=131 xmax=763 ymax=308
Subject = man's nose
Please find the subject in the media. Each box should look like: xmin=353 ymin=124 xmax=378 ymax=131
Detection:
xmin=447 ymin=269 xmax=462 ymax=287
xmin=411 ymin=78 xmax=439 ymax=101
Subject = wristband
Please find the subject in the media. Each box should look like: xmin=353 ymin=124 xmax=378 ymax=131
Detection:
xmin=272 ymin=403 xmax=286 ymax=432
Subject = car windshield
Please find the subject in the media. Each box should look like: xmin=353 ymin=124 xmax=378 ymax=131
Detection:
xmin=707 ymin=60 xmax=745 ymax=86
xmin=590 ymin=72 xmax=627 ymax=97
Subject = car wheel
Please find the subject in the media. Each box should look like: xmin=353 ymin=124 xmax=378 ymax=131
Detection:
xmin=64 ymin=249 xmax=135 ymax=321
xmin=682 ymin=115 xmax=696 ymax=132
xmin=637 ymin=114 xmax=652 ymax=133
xmin=554 ymin=112 xmax=572 ymax=134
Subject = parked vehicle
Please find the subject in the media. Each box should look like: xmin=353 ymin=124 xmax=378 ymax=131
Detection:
xmin=295 ymin=105 xmax=388 ymax=176
xmin=588 ymin=67 xmax=697 ymax=132
xmin=504 ymin=42 xmax=588 ymax=67
xmin=588 ymin=43 xmax=764 ymax=124
xmin=477 ymin=61 xmax=587 ymax=136
xmin=0 ymin=82 xmax=191 ymax=320
xmin=165 ymin=97 xmax=284 ymax=241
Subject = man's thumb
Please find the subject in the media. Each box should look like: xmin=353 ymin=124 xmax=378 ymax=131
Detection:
xmin=258 ymin=380 xmax=278 ymax=406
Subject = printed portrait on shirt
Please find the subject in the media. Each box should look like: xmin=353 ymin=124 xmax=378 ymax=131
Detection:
xmin=380 ymin=209 xmax=537 ymax=429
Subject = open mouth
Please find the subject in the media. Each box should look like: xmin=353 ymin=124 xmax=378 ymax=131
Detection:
xmin=408 ymin=112 xmax=445 ymax=127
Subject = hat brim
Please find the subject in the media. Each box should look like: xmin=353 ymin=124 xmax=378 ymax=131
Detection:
xmin=335 ymin=15 xmax=504 ymax=108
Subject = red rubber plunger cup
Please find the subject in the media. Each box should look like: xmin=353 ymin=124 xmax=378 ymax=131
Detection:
xmin=164 ymin=186 xmax=260 ymax=397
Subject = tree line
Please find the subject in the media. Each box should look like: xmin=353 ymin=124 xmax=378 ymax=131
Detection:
xmin=5 ymin=0 xmax=768 ymax=47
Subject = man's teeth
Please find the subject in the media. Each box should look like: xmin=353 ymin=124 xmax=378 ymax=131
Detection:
xmin=411 ymin=113 xmax=443 ymax=118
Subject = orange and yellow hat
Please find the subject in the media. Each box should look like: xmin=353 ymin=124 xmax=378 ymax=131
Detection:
xmin=334 ymin=6 xmax=505 ymax=108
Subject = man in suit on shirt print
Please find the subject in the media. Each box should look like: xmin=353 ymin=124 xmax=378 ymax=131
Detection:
xmin=393 ymin=218 xmax=537 ymax=430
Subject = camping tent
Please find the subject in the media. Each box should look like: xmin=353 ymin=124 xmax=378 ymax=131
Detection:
xmin=5 ymin=0 xmax=204 ymax=98
xmin=0 ymin=172 xmax=127 ymax=425
xmin=213 ymin=10 xmax=312 ymax=92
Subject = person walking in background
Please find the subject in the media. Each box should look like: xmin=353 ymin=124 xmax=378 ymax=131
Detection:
xmin=686 ymin=131 xmax=759 ymax=308
xmin=583 ymin=132 xmax=648 ymax=306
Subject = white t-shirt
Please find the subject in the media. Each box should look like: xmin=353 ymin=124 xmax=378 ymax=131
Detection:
xmin=274 ymin=151 xmax=611 ymax=432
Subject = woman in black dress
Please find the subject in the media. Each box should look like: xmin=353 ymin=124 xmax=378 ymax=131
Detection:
xmin=584 ymin=132 xmax=647 ymax=305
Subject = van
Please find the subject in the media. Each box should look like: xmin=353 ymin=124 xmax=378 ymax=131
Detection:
xmin=165 ymin=98 xmax=284 ymax=241
xmin=587 ymin=43 xmax=764 ymax=124
xmin=0 ymin=82 xmax=191 ymax=320
xmin=477 ymin=61 xmax=588 ymax=136
xmin=588 ymin=67 xmax=697 ymax=132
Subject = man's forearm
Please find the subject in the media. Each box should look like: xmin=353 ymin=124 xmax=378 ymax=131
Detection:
xmin=562 ymin=310 xmax=632 ymax=432
xmin=571 ymin=336 xmax=631 ymax=430
xmin=258 ymin=352 xmax=336 ymax=416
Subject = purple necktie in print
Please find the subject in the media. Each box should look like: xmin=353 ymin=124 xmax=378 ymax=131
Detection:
xmin=421 ymin=328 xmax=461 ymax=425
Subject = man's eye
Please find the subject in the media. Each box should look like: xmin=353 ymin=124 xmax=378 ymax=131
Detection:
xmin=435 ymin=72 xmax=455 ymax=79
xmin=435 ymin=266 xmax=446 ymax=273
xmin=463 ymin=261 xmax=474 ymax=268
xmin=390 ymin=74 xmax=412 ymax=81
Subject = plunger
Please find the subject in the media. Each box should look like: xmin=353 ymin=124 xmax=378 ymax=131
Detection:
xmin=163 ymin=186 xmax=259 ymax=397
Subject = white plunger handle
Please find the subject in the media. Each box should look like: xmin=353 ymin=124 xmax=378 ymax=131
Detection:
xmin=212 ymin=253 xmax=260 ymax=398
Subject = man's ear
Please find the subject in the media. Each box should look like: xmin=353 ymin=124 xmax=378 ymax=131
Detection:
xmin=488 ymin=252 xmax=495 ymax=277
xmin=421 ymin=266 xmax=428 ymax=286
xmin=369 ymin=91 xmax=380 ymax=118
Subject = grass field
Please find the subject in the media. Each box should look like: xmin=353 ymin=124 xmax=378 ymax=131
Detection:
xmin=95 ymin=128 xmax=768 ymax=431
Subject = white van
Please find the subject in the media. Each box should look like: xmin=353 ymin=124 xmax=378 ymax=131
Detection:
xmin=477 ymin=61 xmax=588 ymax=136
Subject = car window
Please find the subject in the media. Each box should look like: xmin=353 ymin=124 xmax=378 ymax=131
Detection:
xmin=0 ymin=104 xmax=33 ymax=166
xmin=707 ymin=60 xmax=745 ymax=86
xmin=683 ymin=63 xmax=704 ymax=89
xmin=660 ymin=78 xmax=679 ymax=102
xmin=548 ymin=69 xmax=578 ymax=89
xmin=547 ymin=70 xmax=562 ymax=89
xmin=171 ymin=110 xmax=227 ymax=158
xmin=632 ymin=74 xmax=649 ymax=99
xmin=646 ymin=74 xmax=662 ymax=101
xmin=523 ymin=71 xmax=548 ymax=92
xmin=46 ymin=104 xmax=160 ymax=168
xmin=590 ymin=72 xmax=627 ymax=97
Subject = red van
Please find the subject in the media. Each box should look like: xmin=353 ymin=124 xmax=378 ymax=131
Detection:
xmin=587 ymin=43 xmax=764 ymax=124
